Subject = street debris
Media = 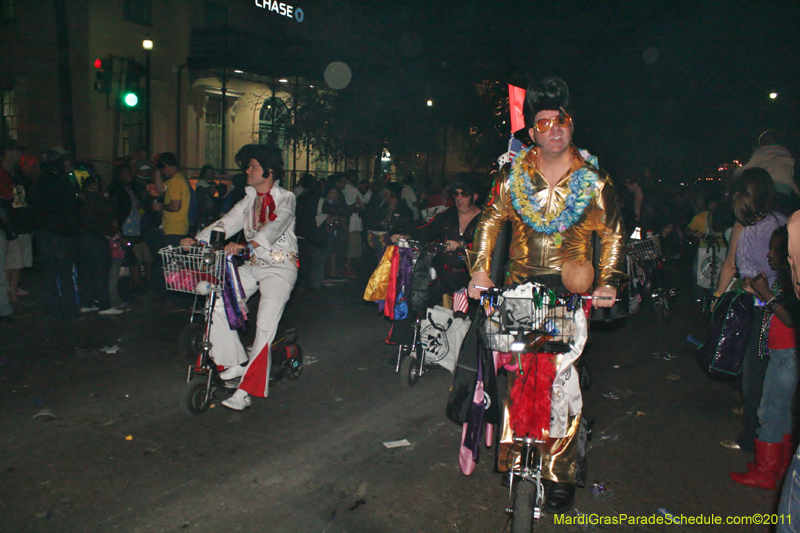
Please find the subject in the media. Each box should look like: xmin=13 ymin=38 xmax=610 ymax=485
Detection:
xmin=32 ymin=409 xmax=57 ymax=421
xmin=383 ymin=439 xmax=411 ymax=449
xmin=720 ymin=439 xmax=741 ymax=450
xmin=653 ymin=352 xmax=674 ymax=360
xmin=304 ymin=356 xmax=319 ymax=366
xmin=686 ymin=335 xmax=703 ymax=347
xmin=99 ymin=345 xmax=120 ymax=354
xmin=611 ymin=364 xmax=636 ymax=370
xmin=589 ymin=482 xmax=612 ymax=496
xmin=656 ymin=508 xmax=684 ymax=524
xmin=665 ymin=374 xmax=680 ymax=380
xmin=347 ymin=499 xmax=366 ymax=511
xmin=602 ymin=392 xmax=620 ymax=400
xmin=125 ymin=435 xmax=133 ymax=441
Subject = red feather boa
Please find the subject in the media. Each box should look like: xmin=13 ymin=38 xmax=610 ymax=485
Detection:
xmin=508 ymin=352 xmax=557 ymax=439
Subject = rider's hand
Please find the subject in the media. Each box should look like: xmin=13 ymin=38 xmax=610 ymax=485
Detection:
xmin=591 ymin=286 xmax=617 ymax=309
xmin=444 ymin=240 xmax=460 ymax=252
xmin=224 ymin=242 xmax=246 ymax=255
xmin=468 ymin=271 xmax=493 ymax=300
xmin=180 ymin=237 xmax=196 ymax=249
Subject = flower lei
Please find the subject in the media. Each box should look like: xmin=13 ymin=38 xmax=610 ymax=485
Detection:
xmin=509 ymin=146 xmax=599 ymax=245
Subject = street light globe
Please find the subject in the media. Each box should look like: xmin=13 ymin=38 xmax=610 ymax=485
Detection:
xmin=426 ymin=100 xmax=433 ymax=107
xmin=769 ymin=92 xmax=778 ymax=100
xmin=142 ymin=39 xmax=153 ymax=51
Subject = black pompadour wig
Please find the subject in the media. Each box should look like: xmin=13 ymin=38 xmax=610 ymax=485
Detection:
xmin=523 ymin=76 xmax=571 ymax=130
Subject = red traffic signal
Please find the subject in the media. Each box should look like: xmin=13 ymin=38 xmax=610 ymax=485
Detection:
xmin=94 ymin=57 xmax=112 ymax=93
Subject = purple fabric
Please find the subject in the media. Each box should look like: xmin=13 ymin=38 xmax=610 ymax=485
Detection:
xmin=736 ymin=212 xmax=787 ymax=285
xmin=222 ymin=256 xmax=246 ymax=330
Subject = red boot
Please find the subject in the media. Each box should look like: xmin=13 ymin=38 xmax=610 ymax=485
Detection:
xmin=746 ymin=434 xmax=794 ymax=474
xmin=730 ymin=440 xmax=783 ymax=490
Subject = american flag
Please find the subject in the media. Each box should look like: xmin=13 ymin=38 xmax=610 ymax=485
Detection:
xmin=453 ymin=288 xmax=470 ymax=314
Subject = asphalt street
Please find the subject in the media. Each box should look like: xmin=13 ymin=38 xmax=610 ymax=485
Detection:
xmin=0 ymin=269 xmax=784 ymax=532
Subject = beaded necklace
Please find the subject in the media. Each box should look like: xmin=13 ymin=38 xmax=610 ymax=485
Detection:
xmin=509 ymin=147 xmax=599 ymax=246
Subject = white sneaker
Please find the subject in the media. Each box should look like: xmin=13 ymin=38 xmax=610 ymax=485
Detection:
xmin=222 ymin=389 xmax=251 ymax=411
xmin=80 ymin=305 xmax=99 ymax=313
xmin=98 ymin=307 xmax=124 ymax=316
xmin=219 ymin=364 xmax=247 ymax=380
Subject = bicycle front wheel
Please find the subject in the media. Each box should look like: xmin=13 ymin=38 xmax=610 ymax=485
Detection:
xmin=399 ymin=355 xmax=420 ymax=388
xmin=511 ymin=479 xmax=535 ymax=533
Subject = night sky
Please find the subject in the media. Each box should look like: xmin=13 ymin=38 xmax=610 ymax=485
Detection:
xmin=251 ymin=0 xmax=799 ymax=182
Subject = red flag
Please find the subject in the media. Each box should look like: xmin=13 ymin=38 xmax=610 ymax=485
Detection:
xmin=508 ymin=84 xmax=526 ymax=134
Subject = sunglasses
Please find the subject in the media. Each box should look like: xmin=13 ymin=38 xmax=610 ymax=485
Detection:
xmin=533 ymin=113 xmax=573 ymax=133
xmin=452 ymin=190 xmax=472 ymax=197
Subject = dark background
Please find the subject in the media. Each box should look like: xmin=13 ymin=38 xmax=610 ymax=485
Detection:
xmin=244 ymin=0 xmax=800 ymax=183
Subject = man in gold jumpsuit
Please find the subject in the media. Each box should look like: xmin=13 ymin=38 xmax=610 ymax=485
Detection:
xmin=467 ymin=76 xmax=625 ymax=514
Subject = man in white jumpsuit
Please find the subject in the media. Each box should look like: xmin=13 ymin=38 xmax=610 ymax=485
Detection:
xmin=185 ymin=144 xmax=297 ymax=410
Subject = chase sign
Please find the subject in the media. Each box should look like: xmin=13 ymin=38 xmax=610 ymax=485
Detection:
xmin=254 ymin=0 xmax=304 ymax=22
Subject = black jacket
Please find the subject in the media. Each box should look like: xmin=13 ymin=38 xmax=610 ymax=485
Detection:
xmin=32 ymin=171 xmax=81 ymax=236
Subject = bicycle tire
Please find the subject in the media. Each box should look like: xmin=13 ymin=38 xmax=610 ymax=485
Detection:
xmin=178 ymin=323 xmax=205 ymax=364
xmin=181 ymin=378 xmax=212 ymax=415
xmin=399 ymin=355 xmax=420 ymax=388
xmin=511 ymin=479 xmax=535 ymax=533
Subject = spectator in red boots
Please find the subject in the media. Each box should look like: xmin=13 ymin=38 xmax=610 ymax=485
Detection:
xmin=730 ymin=226 xmax=799 ymax=489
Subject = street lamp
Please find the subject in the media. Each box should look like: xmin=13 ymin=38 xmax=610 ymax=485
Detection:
xmin=769 ymin=92 xmax=778 ymax=100
xmin=142 ymin=38 xmax=153 ymax=156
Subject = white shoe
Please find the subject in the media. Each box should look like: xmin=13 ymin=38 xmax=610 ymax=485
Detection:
xmin=219 ymin=364 xmax=247 ymax=380
xmin=98 ymin=307 xmax=124 ymax=316
xmin=80 ymin=305 xmax=99 ymax=313
xmin=222 ymin=389 xmax=251 ymax=411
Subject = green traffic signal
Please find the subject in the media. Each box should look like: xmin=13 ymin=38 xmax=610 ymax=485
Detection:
xmin=123 ymin=92 xmax=139 ymax=107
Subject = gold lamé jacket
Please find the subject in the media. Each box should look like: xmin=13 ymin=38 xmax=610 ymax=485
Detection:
xmin=467 ymin=146 xmax=626 ymax=289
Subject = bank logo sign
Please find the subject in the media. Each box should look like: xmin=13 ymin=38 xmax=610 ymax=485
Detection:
xmin=254 ymin=0 xmax=304 ymax=22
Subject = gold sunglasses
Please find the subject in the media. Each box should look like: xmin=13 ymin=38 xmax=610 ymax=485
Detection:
xmin=533 ymin=113 xmax=573 ymax=133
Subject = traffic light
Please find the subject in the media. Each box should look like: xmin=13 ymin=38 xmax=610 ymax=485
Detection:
xmin=122 ymin=91 xmax=139 ymax=107
xmin=94 ymin=57 xmax=112 ymax=93
xmin=122 ymin=60 xmax=144 ymax=108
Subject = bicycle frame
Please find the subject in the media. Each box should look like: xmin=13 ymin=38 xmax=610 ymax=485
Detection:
xmin=185 ymin=289 xmax=220 ymax=401
xmin=508 ymin=437 xmax=547 ymax=520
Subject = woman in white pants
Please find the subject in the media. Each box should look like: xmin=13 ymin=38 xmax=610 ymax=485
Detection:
xmin=184 ymin=144 xmax=297 ymax=410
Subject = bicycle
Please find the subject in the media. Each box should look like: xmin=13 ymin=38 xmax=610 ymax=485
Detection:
xmin=626 ymin=233 xmax=677 ymax=321
xmin=390 ymin=239 xmax=470 ymax=388
xmin=481 ymin=282 xmax=592 ymax=531
xmin=161 ymin=245 xmax=302 ymax=415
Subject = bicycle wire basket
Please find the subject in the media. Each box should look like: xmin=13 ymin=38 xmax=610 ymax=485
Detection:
xmin=159 ymin=246 xmax=227 ymax=295
xmin=483 ymin=282 xmax=583 ymax=354
xmin=626 ymin=235 xmax=662 ymax=265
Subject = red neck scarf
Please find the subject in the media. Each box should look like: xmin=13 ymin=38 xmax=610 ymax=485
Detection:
xmin=256 ymin=190 xmax=277 ymax=225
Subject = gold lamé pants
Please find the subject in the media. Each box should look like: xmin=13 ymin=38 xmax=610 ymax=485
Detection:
xmin=497 ymin=370 xmax=580 ymax=483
